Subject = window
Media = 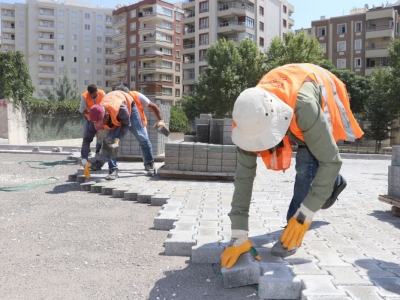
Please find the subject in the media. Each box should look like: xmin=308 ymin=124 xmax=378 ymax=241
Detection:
xmin=283 ymin=5 xmax=287 ymax=13
xmin=200 ymin=17 xmax=209 ymax=29
xmin=19 ymin=21 xmax=24 ymax=27
xmin=176 ymin=38 xmax=180 ymax=45
xmin=97 ymin=25 xmax=102 ymax=31
xmin=97 ymin=47 xmax=102 ymax=53
xmin=97 ymin=14 xmax=102 ymax=20
xmin=176 ymin=50 xmax=180 ymax=58
xmin=130 ymin=35 xmax=136 ymax=43
xmin=59 ymin=10 xmax=64 ymax=16
xmin=84 ymin=35 xmax=90 ymax=41
xmin=73 ymin=57 xmax=77 ymax=62
xmin=246 ymin=17 xmax=254 ymax=29
xmin=175 ymin=76 xmax=180 ymax=84
xmin=283 ymin=19 xmax=287 ymax=28
xmin=71 ymin=45 xmax=77 ymax=51
xmin=355 ymin=39 xmax=362 ymax=50
xmin=317 ymin=26 xmax=326 ymax=37
xmin=176 ymin=25 xmax=180 ymax=33
xmin=337 ymin=41 xmax=346 ymax=52
xmin=199 ymin=49 xmax=207 ymax=60
xmin=58 ymin=34 xmax=64 ymax=39
xmin=97 ymin=58 xmax=102 ymax=64
xmin=71 ymin=12 xmax=77 ymax=18
xmin=176 ymin=12 xmax=181 ymax=21
xmin=84 ymin=69 xmax=90 ymax=75
xmin=175 ymin=89 xmax=180 ymax=97
xmin=85 ymin=24 xmax=90 ymax=30
xmin=199 ymin=33 xmax=209 ymax=45
xmin=199 ymin=1 xmax=209 ymax=13
xmin=337 ymin=24 xmax=346 ymax=34
xmin=320 ymin=43 xmax=326 ymax=53
xmin=355 ymin=58 xmax=361 ymax=68
xmin=71 ymin=34 xmax=77 ymax=40
xmin=59 ymin=45 xmax=64 ymax=50
xmin=19 ymin=9 xmax=24 ymax=16
xmin=85 ymin=13 xmax=90 ymax=19
xmin=84 ymin=58 xmax=90 ymax=63
xmin=97 ymin=36 xmax=102 ymax=42
xmin=175 ymin=63 xmax=180 ymax=71
xmin=130 ymin=61 xmax=136 ymax=69
xmin=130 ymin=48 xmax=136 ymax=56
xmin=259 ymin=22 xmax=264 ymax=31
xmin=259 ymin=6 xmax=264 ymax=16
xmin=337 ymin=59 xmax=346 ymax=69
xmin=259 ymin=37 xmax=264 ymax=47
xmin=131 ymin=22 xmax=136 ymax=31
xmin=60 ymin=56 xmax=64 ymax=61
xmin=131 ymin=9 xmax=136 ymax=18
xmin=355 ymin=21 xmax=362 ymax=32
xmin=84 ymin=80 xmax=90 ymax=85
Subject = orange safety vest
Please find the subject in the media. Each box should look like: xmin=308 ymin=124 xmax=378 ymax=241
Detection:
xmin=101 ymin=91 xmax=134 ymax=130
xmin=129 ymin=91 xmax=148 ymax=127
xmin=235 ymin=63 xmax=364 ymax=172
xmin=82 ymin=90 xmax=105 ymax=120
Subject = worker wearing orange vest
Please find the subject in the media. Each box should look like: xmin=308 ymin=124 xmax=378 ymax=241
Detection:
xmin=80 ymin=89 xmax=155 ymax=180
xmin=221 ymin=63 xmax=364 ymax=269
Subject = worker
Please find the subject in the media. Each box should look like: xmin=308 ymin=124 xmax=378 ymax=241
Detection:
xmin=79 ymin=84 xmax=105 ymax=155
xmin=221 ymin=63 xmax=364 ymax=269
xmin=80 ymin=89 xmax=161 ymax=180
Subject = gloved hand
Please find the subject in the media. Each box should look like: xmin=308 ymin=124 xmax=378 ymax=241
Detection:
xmin=281 ymin=204 xmax=315 ymax=250
xmin=81 ymin=159 xmax=92 ymax=179
xmin=155 ymin=120 xmax=170 ymax=137
xmin=221 ymin=230 xmax=260 ymax=269
xmin=81 ymin=159 xmax=88 ymax=167
xmin=156 ymin=120 xmax=166 ymax=128
xmin=109 ymin=138 xmax=119 ymax=149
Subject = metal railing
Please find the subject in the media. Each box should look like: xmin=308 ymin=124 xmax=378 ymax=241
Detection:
xmin=366 ymin=44 xmax=390 ymax=50
xmin=218 ymin=21 xmax=246 ymax=28
xmin=366 ymin=25 xmax=394 ymax=31
xmin=218 ymin=2 xmax=254 ymax=13
xmin=183 ymin=44 xmax=195 ymax=49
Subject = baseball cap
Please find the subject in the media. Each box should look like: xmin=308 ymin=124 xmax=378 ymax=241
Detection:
xmin=89 ymin=104 xmax=105 ymax=130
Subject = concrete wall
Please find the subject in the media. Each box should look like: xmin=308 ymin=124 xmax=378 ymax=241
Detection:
xmin=0 ymin=99 xmax=27 ymax=145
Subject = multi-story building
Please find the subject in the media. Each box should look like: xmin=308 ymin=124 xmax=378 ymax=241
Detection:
xmin=181 ymin=0 xmax=294 ymax=96
xmin=0 ymin=0 xmax=116 ymax=96
xmin=311 ymin=4 xmax=399 ymax=76
xmin=112 ymin=0 xmax=183 ymax=106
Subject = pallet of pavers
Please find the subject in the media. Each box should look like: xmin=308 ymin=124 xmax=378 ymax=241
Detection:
xmin=378 ymin=145 xmax=400 ymax=217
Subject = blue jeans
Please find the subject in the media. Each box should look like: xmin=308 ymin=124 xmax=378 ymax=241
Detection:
xmin=286 ymin=146 xmax=341 ymax=221
xmin=107 ymin=105 xmax=154 ymax=170
xmin=82 ymin=116 xmax=101 ymax=151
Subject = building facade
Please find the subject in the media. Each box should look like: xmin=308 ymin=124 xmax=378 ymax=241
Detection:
xmin=181 ymin=0 xmax=294 ymax=96
xmin=311 ymin=4 xmax=399 ymax=76
xmin=112 ymin=0 xmax=183 ymax=106
xmin=0 ymin=0 xmax=116 ymax=96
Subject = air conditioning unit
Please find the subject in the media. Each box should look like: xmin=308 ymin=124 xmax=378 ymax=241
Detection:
xmin=138 ymin=12 xmax=143 ymax=17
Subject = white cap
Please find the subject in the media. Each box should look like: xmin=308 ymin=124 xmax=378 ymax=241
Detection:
xmin=232 ymin=87 xmax=293 ymax=151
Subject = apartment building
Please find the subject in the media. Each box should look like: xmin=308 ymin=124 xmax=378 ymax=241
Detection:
xmin=311 ymin=3 xmax=399 ymax=76
xmin=112 ymin=0 xmax=183 ymax=106
xmin=181 ymin=0 xmax=294 ymax=96
xmin=0 ymin=0 xmax=116 ymax=96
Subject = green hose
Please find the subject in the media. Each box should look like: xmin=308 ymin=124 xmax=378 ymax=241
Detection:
xmin=18 ymin=160 xmax=65 ymax=169
xmin=0 ymin=177 xmax=59 ymax=192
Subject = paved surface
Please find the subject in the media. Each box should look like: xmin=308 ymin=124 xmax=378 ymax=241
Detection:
xmin=0 ymin=152 xmax=399 ymax=299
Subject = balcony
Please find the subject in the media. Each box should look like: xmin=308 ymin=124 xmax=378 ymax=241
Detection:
xmin=183 ymin=12 xmax=195 ymax=23
xmin=138 ymin=11 xmax=172 ymax=22
xmin=182 ymin=0 xmax=195 ymax=9
xmin=38 ymin=45 xmax=55 ymax=54
xmin=113 ymin=44 xmax=126 ymax=53
xmin=288 ymin=17 xmax=294 ymax=28
xmin=217 ymin=22 xmax=249 ymax=34
xmin=105 ymin=52 xmax=115 ymax=59
xmin=1 ymin=37 xmax=15 ymax=45
xmin=366 ymin=8 xmax=395 ymax=21
xmin=38 ymin=35 xmax=55 ymax=43
xmin=38 ymin=10 xmax=55 ymax=20
xmin=2 ymin=23 xmax=15 ymax=33
xmin=138 ymin=64 xmax=167 ymax=74
xmin=140 ymin=50 xmax=164 ymax=58
xmin=366 ymin=44 xmax=390 ymax=58
xmin=112 ymin=18 xmax=127 ymax=29
xmin=183 ymin=74 xmax=195 ymax=85
xmin=113 ymin=32 xmax=126 ymax=42
xmin=1 ymin=12 xmax=15 ymax=21
xmin=366 ymin=25 xmax=395 ymax=39
xmin=184 ymin=28 xmax=195 ymax=39
xmin=217 ymin=2 xmax=254 ymax=18
xmin=104 ymin=29 xmax=114 ymax=37
xmin=38 ymin=69 xmax=55 ymax=78
xmin=112 ymin=69 xmax=127 ymax=78
xmin=365 ymin=65 xmax=389 ymax=76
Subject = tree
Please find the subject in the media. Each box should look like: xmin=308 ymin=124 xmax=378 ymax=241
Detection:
xmin=363 ymin=67 xmax=397 ymax=153
xmin=265 ymin=31 xmax=324 ymax=72
xmin=169 ymin=105 xmax=192 ymax=133
xmin=388 ymin=37 xmax=400 ymax=114
xmin=194 ymin=38 xmax=266 ymax=118
xmin=0 ymin=51 xmax=34 ymax=106
xmin=39 ymin=65 xmax=79 ymax=101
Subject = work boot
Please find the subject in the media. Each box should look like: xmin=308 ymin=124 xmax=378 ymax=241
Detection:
xmin=89 ymin=160 xmax=103 ymax=171
xmin=321 ymin=176 xmax=347 ymax=210
xmin=144 ymin=162 xmax=154 ymax=171
xmin=105 ymin=169 xmax=118 ymax=180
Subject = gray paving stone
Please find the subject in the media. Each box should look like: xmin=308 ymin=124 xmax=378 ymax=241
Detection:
xmin=150 ymin=194 xmax=170 ymax=206
xmin=221 ymin=253 xmax=261 ymax=288
xmin=324 ymin=266 xmax=374 ymax=286
xmin=258 ymin=263 xmax=301 ymax=300
xmin=369 ymin=277 xmax=400 ymax=297
xmin=80 ymin=181 xmax=95 ymax=191
xmin=285 ymin=258 xmax=327 ymax=275
xmin=337 ymin=286 xmax=383 ymax=300
xmin=299 ymin=275 xmax=347 ymax=298
xmin=164 ymin=233 xmax=196 ymax=256
xmin=191 ymin=241 xmax=224 ymax=264
xmin=153 ymin=213 xmax=179 ymax=230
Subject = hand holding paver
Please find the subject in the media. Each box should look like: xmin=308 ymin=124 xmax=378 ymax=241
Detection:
xmin=221 ymin=230 xmax=260 ymax=269
xmin=81 ymin=159 xmax=91 ymax=179
xmin=281 ymin=204 xmax=314 ymax=249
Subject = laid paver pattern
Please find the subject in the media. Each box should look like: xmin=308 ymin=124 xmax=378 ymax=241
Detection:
xmin=75 ymin=157 xmax=400 ymax=299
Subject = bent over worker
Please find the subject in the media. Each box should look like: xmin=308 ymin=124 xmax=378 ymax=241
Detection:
xmin=80 ymin=90 xmax=155 ymax=180
xmin=221 ymin=63 xmax=364 ymax=269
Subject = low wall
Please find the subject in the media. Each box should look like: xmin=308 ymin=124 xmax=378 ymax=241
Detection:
xmin=0 ymin=99 xmax=27 ymax=144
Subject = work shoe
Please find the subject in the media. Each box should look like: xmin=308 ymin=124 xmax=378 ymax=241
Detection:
xmin=105 ymin=169 xmax=118 ymax=180
xmin=89 ymin=160 xmax=103 ymax=171
xmin=271 ymin=241 xmax=298 ymax=257
xmin=321 ymin=176 xmax=347 ymax=210
xmin=144 ymin=162 xmax=154 ymax=171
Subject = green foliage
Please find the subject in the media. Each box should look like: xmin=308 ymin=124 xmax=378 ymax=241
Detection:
xmin=388 ymin=37 xmax=400 ymax=113
xmin=363 ymin=67 xmax=397 ymax=152
xmin=194 ymin=38 xmax=267 ymax=118
xmin=39 ymin=65 xmax=79 ymax=101
xmin=169 ymin=105 xmax=192 ymax=133
xmin=265 ymin=31 xmax=324 ymax=72
xmin=24 ymin=97 xmax=80 ymax=117
xmin=180 ymin=94 xmax=204 ymax=122
xmin=317 ymin=59 xmax=336 ymax=71
xmin=0 ymin=51 xmax=34 ymax=107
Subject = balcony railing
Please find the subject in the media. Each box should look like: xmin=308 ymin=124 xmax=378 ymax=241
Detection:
xmin=184 ymin=28 xmax=195 ymax=34
xmin=366 ymin=44 xmax=390 ymax=50
xmin=184 ymin=12 xmax=195 ymax=18
xmin=218 ymin=2 xmax=254 ymax=13
xmin=183 ymin=44 xmax=195 ymax=49
xmin=183 ymin=59 xmax=195 ymax=64
xmin=366 ymin=25 xmax=394 ymax=31
xmin=183 ymin=0 xmax=195 ymax=2
xmin=39 ymin=11 xmax=54 ymax=16
xmin=199 ymin=8 xmax=209 ymax=13
xmin=219 ymin=21 xmax=246 ymax=28
xmin=199 ymin=40 xmax=209 ymax=46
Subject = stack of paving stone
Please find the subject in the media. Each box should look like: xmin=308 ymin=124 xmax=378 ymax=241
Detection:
xmin=209 ymin=119 xmax=224 ymax=144
xmin=194 ymin=115 xmax=234 ymax=145
xmin=119 ymin=104 xmax=170 ymax=157
xmin=388 ymin=146 xmax=400 ymax=198
xmin=195 ymin=114 xmax=212 ymax=143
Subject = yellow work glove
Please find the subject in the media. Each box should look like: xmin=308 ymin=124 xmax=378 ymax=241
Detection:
xmin=81 ymin=159 xmax=91 ymax=179
xmin=155 ymin=120 xmax=170 ymax=137
xmin=281 ymin=204 xmax=315 ymax=250
xmin=221 ymin=230 xmax=260 ymax=269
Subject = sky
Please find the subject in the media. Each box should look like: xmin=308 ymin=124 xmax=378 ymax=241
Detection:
xmin=0 ymin=0 xmax=395 ymax=30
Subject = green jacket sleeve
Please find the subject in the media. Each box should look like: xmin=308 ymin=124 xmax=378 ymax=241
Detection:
xmin=294 ymin=82 xmax=342 ymax=212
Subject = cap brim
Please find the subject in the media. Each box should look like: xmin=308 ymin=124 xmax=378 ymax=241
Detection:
xmin=232 ymin=126 xmax=285 ymax=152
xmin=94 ymin=122 xmax=104 ymax=131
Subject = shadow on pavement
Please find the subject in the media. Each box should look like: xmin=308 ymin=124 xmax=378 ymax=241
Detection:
xmin=355 ymin=258 xmax=400 ymax=296
xmin=368 ymin=210 xmax=400 ymax=230
xmin=46 ymin=182 xmax=79 ymax=194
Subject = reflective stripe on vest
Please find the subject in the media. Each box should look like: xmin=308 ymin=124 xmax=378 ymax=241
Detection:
xmin=129 ymin=91 xmax=147 ymax=127
xmin=257 ymin=63 xmax=363 ymax=143
xmin=255 ymin=135 xmax=292 ymax=172
xmin=82 ymin=90 xmax=105 ymax=120
xmin=101 ymin=91 xmax=133 ymax=130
